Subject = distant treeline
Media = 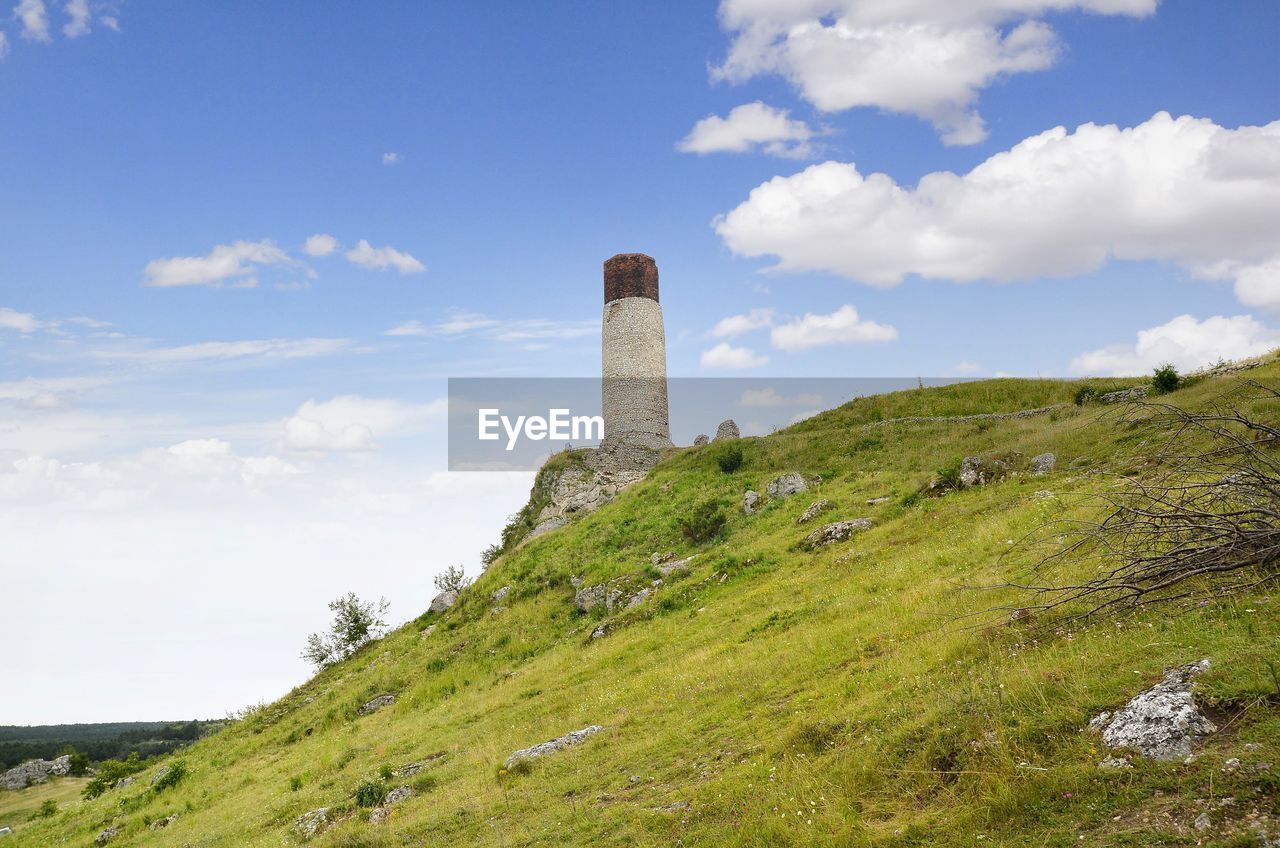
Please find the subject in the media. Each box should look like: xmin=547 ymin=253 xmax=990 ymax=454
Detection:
xmin=0 ymin=721 xmax=224 ymax=770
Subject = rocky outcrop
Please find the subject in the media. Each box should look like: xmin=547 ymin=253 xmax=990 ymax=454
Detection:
xmin=958 ymin=453 xmax=1023 ymax=487
xmin=504 ymin=725 xmax=604 ymax=769
xmin=525 ymin=442 xmax=664 ymax=541
xmin=149 ymin=765 xmax=169 ymax=785
xmin=742 ymin=490 xmax=760 ymax=514
xmin=803 ymin=518 xmax=872 ymax=548
xmin=654 ymin=556 xmax=693 ymax=578
xmin=491 ymin=585 xmax=511 ymax=604
xmin=149 ymin=814 xmax=179 ymax=830
xmin=767 ymin=473 xmax=808 ymax=499
xmin=1089 ymin=660 xmax=1216 ymax=760
xmin=370 ymin=785 xmax=414 ymax=823
xmin=1031 ymin=453 xmax=1056 ymax=475
xmin=693 ymin=434 xmax=709 ymax=446
xmin=714 ymin=420 xmax=740 ymax=441
xmin=358 ymin=694 xmax=396 ymax=715
xmin=0 ymin=755 xmax=72 ymax=790
xmin=94 ymin=826 xmax=121 ymax=845
xmin=1100 ymin=385 xmax=1150 ymax=404
xmin=574 ymin=582 xmax=622 ymax=613
xmin=798 ymin=500 xmax=830 ymax=524
xmin=428 ymin=590 xmax=457 ymax=614
xmin=296 ymin=808 xmax=331 ymax=839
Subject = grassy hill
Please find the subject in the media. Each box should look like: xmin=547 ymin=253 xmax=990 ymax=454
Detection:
xmin=6 ymin=363 xmax=1278 ymax=847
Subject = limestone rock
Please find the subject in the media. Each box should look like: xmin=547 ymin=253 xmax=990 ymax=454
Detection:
xmin=504 ymin=725 xmax=604 ymax=769
xmin=574 ymin=583 xmax=622 ymax=613
xmin=94 ymin=826 xmax=121 ymax=845
xmin=429 ymin=590 xmax=457 ymax=614
xmin=149 ymin=814 xmax=178 ymax=830
xmin=296 ymin=808 xmax=330 ymax=839
xmin=1090 ymin=659 xmax=1216 ymax=760
xmin=803 ymin=519 xmax=872 ymax=548
xmin=369 ymin=806 xmax=389 ymax=825
xmin=115 ymin=775 xmax=136 ymax=790
xmin=1097 ymin=756 xmax=1132 ymax=770
xmin=767 ymin=473 xmax=808 ymax=499
xmin=1030 ymin=453 xmax=1056 ymax=475
xmin=958 ymin=454 xmax=1021 ymax=487
xmin=654 ymin=556 xmax=694 ymax=578
xmin=866 ymin=496 xmax=891 ymax=505
xmin=385 ymin=785 xmax=413 ymax=805
xmin=742 ymin=490 xmax=760 ymax=514
xmin=392 ymin=753 xmax=445 ymax=777
xmin=419 ymin=624 xmax=437 ymax=639
xmin=693 ymin=434 xmax=709 ymax=446
xmin=358 ymin=694 xmax=396 ymax=715
xmin=491 ymin=585 xmax=511 ymax=604
xmin=150 ymin=765 xmax=169 ymax=785
xmin=0 ymin=755 xmax=72 ymax=790
xmin=797 ymin=499 xmax=830 ymax=524
xmin=1100 ymin=385 xmax=1150 ymax=404
xmin=626 ymin=587 xmax=652 ymax=609
xmin=713 ymin=419 xmax=740 ymax=441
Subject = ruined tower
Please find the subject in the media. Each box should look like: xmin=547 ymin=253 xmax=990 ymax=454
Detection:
xmin=601 ymin=253 xmax=671 ymax=450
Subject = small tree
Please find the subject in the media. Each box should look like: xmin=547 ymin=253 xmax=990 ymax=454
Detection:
xmin=301 ymin=593 xmax=391 ymax=670
xmin=480 ymin=544 xmax=502 ymax=569
xmin=434 ymin=564 xmax=471 ymax=594
xmin=1152 ymin=362 xmax=1181 ymax=394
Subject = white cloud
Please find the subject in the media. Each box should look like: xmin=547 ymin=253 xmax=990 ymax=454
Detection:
xmin=382 ymin=152 xmax=402 ymax=166
xmin=0 ymin=376 xmax=107 ymax=409
xmin=383 ymin=320 xmax=429 ymax=337
xmin=282 ymin=395 xmax=446 ymax=453
xmin=678 ymin=101 xmax=818 ymax=158
xmin=143 ymin=240 xmax=293 ymax=288
xmin=770 ymin=304 xmax=897 ymax=351
xmin=94 ymin=337 xmax=352 ymax=365
xmin=711 ymin=307 xmax=776 ymax=338
xmin=344 ymin=239 xmax=427 ymax=274
xmin=701 ymin=342 xmax=769 ymax=369
xmin=62 ymin=0 xmax=89 ymax=37
xmin=1069 ymin=314 xmax=1280 ymax=376
xmin=715 ymin=113 xmax=1280 ymax=308
xmin=382 ymin=312 xmax=594 ymax=345
xmin=99 ymin=13 xmax=116 ymax=30
xmin=0 ymin=31 xmax=10 ymax=59
xmin=951 ymin=360 xmax=981 ymax=375
xmin=712 ymin=0 xmax=1155 ymax=144
xmin=740 ymin=387 xmax=823 ymax=406
xmin=303 ymin=233 xmax=338 ymax=257
xmin=0 ymin=307 xmax=40 ymax=333
xmin=15 ymin=0 xmax=51 ymax=42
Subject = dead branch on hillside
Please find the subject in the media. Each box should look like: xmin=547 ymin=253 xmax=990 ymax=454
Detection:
xmin=991 ymin=380 xmax=1279 ymax=624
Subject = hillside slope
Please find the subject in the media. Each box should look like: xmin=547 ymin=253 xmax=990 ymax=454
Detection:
xmin=8 ymin=365 xmax=1280 ymax=847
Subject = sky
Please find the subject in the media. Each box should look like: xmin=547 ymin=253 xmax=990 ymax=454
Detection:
xmin=1 ymin=1 xmax=1277 ymax=724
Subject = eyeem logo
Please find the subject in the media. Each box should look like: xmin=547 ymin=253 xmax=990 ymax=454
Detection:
xmin=478 ymin=408 xmax=604 ymax=451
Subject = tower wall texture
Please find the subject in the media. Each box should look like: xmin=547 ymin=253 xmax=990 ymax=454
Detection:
xmin=601 ymin=254 xmax=670 ymax=449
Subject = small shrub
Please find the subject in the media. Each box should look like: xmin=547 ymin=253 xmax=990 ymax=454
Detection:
xmin=715 ymin=443 xmax=744 ymax=474
xmin=679 ymin=500 xmax=727 ymax=545
xmin=289 ymin=775 xmax=303 ymax=791
xmin=82 ymin=753 xmax=146 ymax=800
xmin=302 ymin=593 xmax=391 ymax=670
xmin=378 ymin=763 xmax=394 ymax=781
xmin=354 ymin=779 xmax=387 ymax=808
xmin=1151 ymin=363 xmax=1181 ymax=394
xmin=30 ymin=799 xmax=58 ymax=820
xmin=480 ymin=544 xmax=502 ymax=568
xmin=1073 ymin=383 xmax=1100 ymax=405
xmin=935 ymin=458 xmax=964 ymax=491
xmin=434 ymin=564 xmax=471 ymax=594
xmin=152 ymin=760 xmax=187 ymax=792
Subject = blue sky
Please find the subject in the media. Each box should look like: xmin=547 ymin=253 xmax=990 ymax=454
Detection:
xmin=2 ymin=1 xmax=1277 ymax=722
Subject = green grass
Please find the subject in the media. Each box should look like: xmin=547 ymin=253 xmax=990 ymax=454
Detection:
xmin=6 ymin=364 xmax=1279 ymax=847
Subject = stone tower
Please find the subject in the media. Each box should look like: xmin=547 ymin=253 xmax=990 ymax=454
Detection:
xmin=601 ymin=253 xmax=671 ymax=450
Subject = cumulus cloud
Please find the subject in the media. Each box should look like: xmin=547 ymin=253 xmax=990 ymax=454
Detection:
xmin=678 ymin=102 xmax=818 ymax=158
xmin=701 ymin=342 xmax=769 ymax=369
xmin=15 ymin=0 xmax=51 ymax=42
xmin=382 ymin=152 xmax=402 ymax=166
xmin=712 ymin=0 xmax=1155 ymax=144
xmin=303 ymin=233 xmax=338 ymax=257
xmin=1069 ymin=314 xmax=1280 ymax=376
xmin=711 ymin=308 xmax=776 ymax=338
xmin=0 ymin=307 xmax=40 ymax=333
xmin=143 ymin=240 xmax=293 ymax=288
xmin=95 ymin=337 xmax=352 ymax=365
xmin=282 ymin=395 xmax=446 ymax=453
xmin=770 ymin=304 xmax=897 ymax=351
xmin=344 ymin=240 xmax=426 ymax=274
xmin=740 ymin=387 xmax=823 ymax=406
xmin=62 ymin=0 xmax=89 ymax=37
xmin=715 ymin=113 xmax=1280 ymax=308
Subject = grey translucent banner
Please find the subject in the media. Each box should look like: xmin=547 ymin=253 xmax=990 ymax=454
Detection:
xmin=448 ymin=377 xmax=967 ymax=471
